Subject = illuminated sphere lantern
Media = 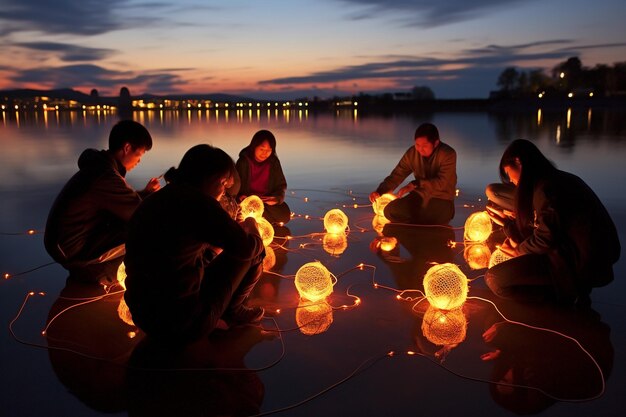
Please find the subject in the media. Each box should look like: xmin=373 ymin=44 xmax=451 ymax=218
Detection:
xmin=379 ymin=236 xmax=398 ymax=252
xmin=463 ymin=211 xmax=493 ymax=243
xmin=256 ymin=217 xmax=275 ymax=247
xmin=372 ymin=214 xmax=390 ymax=235
xmin=464 ymin=243 xmax=491 ymax=270
xmin=240 ymin=195 xmax=264 ymax=219
xmin=117 ymin=261 xmax=127 ymax=290
xmin=323 ymin=209 xmax=349 ymax=234
xmin=296 ymin=300 xmax=334 ymax=336
xmin=373 ymin=193 xmax=396 ymax=217
xmin=323 ymin=232 xmax=348 ymax=256
xmin=295 ymin=261 xmax=334 ymax=302
xmin=488 ymin=247 xmax=513 ymax=269
xmin=421 ymin=306 xmax=467 ymax=346
xmin=423 ymin=263 xmax=469 ymax=310
xmin=263 ymin=246 xmax=276 ymax=271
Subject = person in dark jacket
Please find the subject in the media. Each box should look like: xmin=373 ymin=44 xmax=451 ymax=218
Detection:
xmin=235 ymin=130 xmax=290 ymax=224
xmin=44 ymin=120 xmax=159 ymax=283
xmin=369 ymin=123 xmax=457 ymax=225
xmin=485 ymin=139 xmax=620 ymax=306
xmin=124 ymin=144 xmax=265 ymax=343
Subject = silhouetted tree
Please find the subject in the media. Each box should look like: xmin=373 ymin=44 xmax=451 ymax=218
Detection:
xmin=497 ymin=67 xmax=520 ymax=93
xmin=411 ymin=86 xmax=435 ymax=100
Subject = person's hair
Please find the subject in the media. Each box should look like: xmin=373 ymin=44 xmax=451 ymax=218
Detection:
xmin=163 ymin=144 xmax=236 ymax=189
xmin=499 ymin=139 xmax=557 ymax=236
xmin=246 ymin=129 xmax=277 ymax=157
xmin=109 ymin=120 xmax=153 ymax=152
xmin=414 ymin=123 xmax=440 ymax=143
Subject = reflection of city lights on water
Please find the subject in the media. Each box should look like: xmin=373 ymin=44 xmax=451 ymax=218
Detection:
xmin=296 ymin=300 xmax=333 ymax=335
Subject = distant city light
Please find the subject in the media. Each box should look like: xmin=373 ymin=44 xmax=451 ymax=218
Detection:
xmin=568 ymin=92 xmax=574 ymax=98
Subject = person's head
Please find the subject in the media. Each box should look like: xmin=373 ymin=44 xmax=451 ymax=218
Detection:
xmin=247 ymin=130 xmax=277 ymax=163
xmin=164 ymin=144 xmax=236 ymax=201
xmin=109 ymin=120 xmax=153 ymax=171
xmin=499 ymin=139 xmax=557 ymax=233
xmin=413 ymin=123 xmax=440 ymax=158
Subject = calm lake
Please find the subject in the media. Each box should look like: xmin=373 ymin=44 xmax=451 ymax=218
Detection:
xmin=1 ymin=107 xmax=625 ymax=416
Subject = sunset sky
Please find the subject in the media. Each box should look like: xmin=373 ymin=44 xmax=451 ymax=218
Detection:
xmin=1 ymin=0 xmax=625 ymax=99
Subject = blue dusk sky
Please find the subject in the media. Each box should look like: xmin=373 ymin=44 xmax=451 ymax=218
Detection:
xmin=1 ymin=0 xmax=625 ymax=99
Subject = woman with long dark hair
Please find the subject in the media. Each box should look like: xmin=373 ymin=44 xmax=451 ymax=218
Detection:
xmin=236 ymin=130 xmax=291 ymax=224
xmin=124 ymin=144 xmax=265 ymax=343
xmin=485 ymin=139 xmax=620 ymax=306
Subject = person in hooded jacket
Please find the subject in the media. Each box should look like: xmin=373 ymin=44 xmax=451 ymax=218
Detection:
xmin=44 ymin=120 xmax=159 ymax=283
xmin=235 ymin=130 xmax=290 ymax=225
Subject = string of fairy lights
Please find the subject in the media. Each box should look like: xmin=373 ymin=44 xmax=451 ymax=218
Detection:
xmin=2 ymin=188 xmax=607 ymax=414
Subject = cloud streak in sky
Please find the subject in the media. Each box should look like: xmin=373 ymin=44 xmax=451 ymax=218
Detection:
xmin=14 ymin=42 xmax=116 ymax=62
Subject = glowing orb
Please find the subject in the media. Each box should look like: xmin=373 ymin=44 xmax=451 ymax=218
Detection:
xmin=323 ymin=209 xmax=349 ymax=234
xmin=263 ymin=246 xmax=276 ymax=271
xmin=117 ymin=297 xmax=135 ymax=326
xmin=463 ymin=211 xmax=493 ymax=242
xmin=488 ymin=247 xmax=513 ymax=269
xmin=421 ymin=306 xmax=467 ymax=346
xmin=373 ymin=193 xmax=396 ymax=217
xmin=372 ymin=214 xmax=390 ymax=235
xmin=379 ymin=236 xmax=398 ymax=252
xmin=423 ymin=263 xmax=469 ymax=310
xmin=256 ymin=217 xmax=275 ymax=247
xmin=296 ymin=300 xmax=334 ymax=335
xmin=323 ymin=232 xmax=348 ymax=256
xmin=464 ymin=243 xmax=491 ymax=270
xmin=117 ymin=262 xmax=127 ymax=290
xmin=240 ymin=195 xmax=264 ymax=219
xmin=295 ymin=261 xmax=334 ymax=301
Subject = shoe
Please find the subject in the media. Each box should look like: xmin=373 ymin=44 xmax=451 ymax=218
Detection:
xmin=223 ymin=305 xmax=265 ymax=327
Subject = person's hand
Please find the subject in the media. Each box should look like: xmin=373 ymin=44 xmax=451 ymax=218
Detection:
xmin=369 ymin=191 xmax=380 ymax=203
xmin=499 ymin=238 xmax=518 ymax=257
xmin=143 ymin=177 xmax=161 ymax=193
xmin=480 ymin=349 xmax=502 ymax=361
xmin=397 ymin=182 xmax=416 ymax=198
xmin=486 ymin=204 xmax=507 ymax=226
xmin=261 ymin=196 xmax=278 ymax=206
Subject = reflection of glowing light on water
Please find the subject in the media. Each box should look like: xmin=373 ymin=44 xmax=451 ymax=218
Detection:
xmin=322 ymin=232 xmax=348 ymax=256
xmin=296 ymin=300 xmax=333 ymax=335
xmin=240 ymin=195 xmax=264 ymax=219
xmin=421 ymin=306 xmax=467 ymax=346
xmin=463 ymin=211 xmax=492 ymax=242
xmin=379 ymin=236 xmax=397 ymax=252
xmin=489 ymin=248 xmax=513 ymax=269
xmin=263 ymin=246 xmax=276 ymax=271
xmin=423 ymin=263 xmax=468 ymax=310
xmin=323 ymin=209 xmax=348 ymax=234
xmin=464 ymin=243 xmax=491 ymax=270
xmin=256 ymin=217 xmax=275 ymax=247
xmin=373 ymin=193 xmax=396 ymax=217
xmin=295 ymin=261 xmax=333 ymax=301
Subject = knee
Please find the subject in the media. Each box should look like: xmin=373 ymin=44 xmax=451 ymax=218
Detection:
xmin=484 ymin=270 xmax=510 ymax=299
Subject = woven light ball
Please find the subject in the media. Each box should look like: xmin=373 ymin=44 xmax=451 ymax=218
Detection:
xmin=373 ymin=193 xmax=396 ymax=217
xmin=263 ymin=246 xmax=276 ymax=271
xmin=117 ymin=261 xmax=127 ymax=290
xmin=463 ymin=211 xmax=493 ymax=242
xmin=256 ymin=217 xmax=275 ymax=247
xmin=322 ymin=232 xmax=348 ymax=256
xmin=295 ymin=261 xmax=334 ymax=301
xmin=423 ymin=263 xmax=469 ymax=310
xmin=372 ymin=214 xmax=390 ymax=235
xmin=379 ymin=236 xmax=398 ymax=252
xmin=323 ymin=209 xmax=349 ymax=234
xmin=464 ymin=243 xmax=491 ymax=270
xmin=296 ymin=300 xmax=334 ymax=336
xmin=488 ymin=247 xmax=513 ymax=269
xmin=421 ymin=306 xmax=467 ymax=346
xmin=240 ymin=195 xmax=264 ymax=219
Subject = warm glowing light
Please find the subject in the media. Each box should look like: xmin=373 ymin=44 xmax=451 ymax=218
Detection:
xmin=117 ymin=262 xmax=127 ymax=290
xmin=27 ymin=229 xmax=35 ymax=235
xmin=295 ymin=261 xmax=334 ymax=301
xmin=240 ymin=195 xmax=264 ymax=219
xmin=322 ymin=232 xmax=348 ymax=256
xmin=379 ymin=236 xmax=397 ymax=252
xmin=421 ymin=306 xmax=467 ymax=346
xmin=463 ymin=211 xmax=493 ymax=242
xmin=464 ymin=243 xmax=491 ymax=270
xmin=296 ymin=300 xmax=334 ymax=335
xmin=256 ymin=217 xmax=275 ymax=247
xmin=568 ymin=92 xmax=574 ymax=98
xmin=263 ymin=246 xmax=276 ymax=271
xmin=488 ymin=247 xmax=513 ymax=269
xmin=423 ymin=263 xmax=469 ymax=310
xmin=373 ymin=193 xmax=396 ymax=217
xmin=372 ymin=214 xmax=390 ymax=235
xmin=560 ymin=72 xmax=565 ymax=79
xmin=323 ymin=208 xmax=349 ymax=234
xmin=4 ymin=273 xmax=10 ymax=279
xmin=118 ymin=297 xmax=135 ymax=326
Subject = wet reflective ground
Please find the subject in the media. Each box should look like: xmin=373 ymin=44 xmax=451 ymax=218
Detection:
xmin=1 ymin=108 xmax=625 ymax=416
